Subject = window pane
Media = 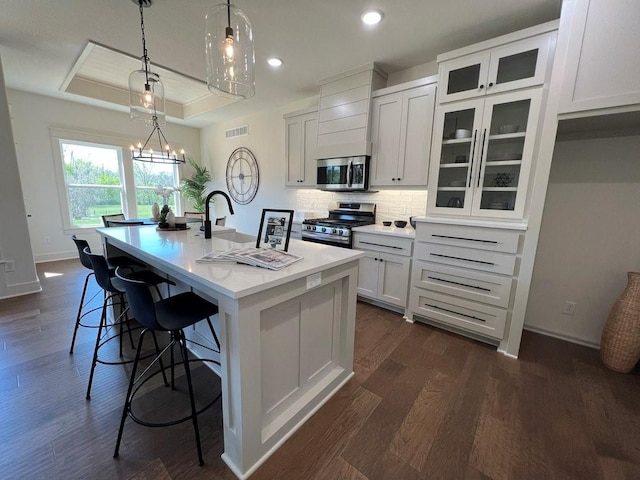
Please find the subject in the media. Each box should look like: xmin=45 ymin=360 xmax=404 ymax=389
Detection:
xmin=68 ymin=186 xmax=124 ymax=226
xmin=133 ymin=161 xmax=179 ymax=218
xmin=61 ymin=142 xmax=124 ymax=228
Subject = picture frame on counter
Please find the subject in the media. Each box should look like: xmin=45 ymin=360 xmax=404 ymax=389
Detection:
xmin=256 ymin=209 xmax=294 ymax=252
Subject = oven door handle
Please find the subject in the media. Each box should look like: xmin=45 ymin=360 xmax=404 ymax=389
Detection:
xmin=347 ymin=159 xmax=353 ymax=187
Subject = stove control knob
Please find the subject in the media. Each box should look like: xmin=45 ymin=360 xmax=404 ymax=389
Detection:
xmin=338 ymin=229 xmax=344 ymax=236
xmin=332 ymin=228 xmax=337 ymax=234
xmin=321 ymin=227 xmax=326 ymax=233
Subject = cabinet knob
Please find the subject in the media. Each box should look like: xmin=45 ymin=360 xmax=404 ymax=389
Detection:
xmin=488 ymin=82 xmax=494 ymax=88
xmin=391 ymin=178 xmax=396 ymax=181
xmin=479 ymin=84 xmax=485 ymax=90
xmin=379 ymin=259 xmax=383 ymax=262
xmin=397 ymin=178 xmax=401 ymax=181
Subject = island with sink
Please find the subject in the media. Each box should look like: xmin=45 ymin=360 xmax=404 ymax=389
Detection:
xmin=97 ymin=225 xmax=362 ymax=479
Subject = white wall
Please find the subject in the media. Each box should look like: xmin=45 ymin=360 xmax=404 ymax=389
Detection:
xmin=8 ymin=89 xmax=201 ymax=262
xmin=525 ymin=135 xmax=640 ymax=346
xmin=0 ymin=57 xmax=39 ymax=298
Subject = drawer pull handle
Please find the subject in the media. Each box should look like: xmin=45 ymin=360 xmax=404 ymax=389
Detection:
xmin=423 ymin=303 xmax=486 ymax=323
xmin=429 ymin=253 xmax=495 ymax=266
xmin=427 ymin=276 xmax=491 ymax=292
xmin=359 ymin=241 xmax=403 ymax=250
xmin=431 ymin=234 xmax=498 ymax=244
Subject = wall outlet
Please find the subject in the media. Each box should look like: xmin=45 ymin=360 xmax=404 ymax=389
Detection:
xmin=5 ymin=260 xmax=15 ymax=272
xmin=563 ymin=301 xmax=577 ymax=316
xmin=43 ymin=236 xmax=51 ymax=245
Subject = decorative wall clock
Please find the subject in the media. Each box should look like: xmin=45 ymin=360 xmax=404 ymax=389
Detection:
xmin=225 ymin=147 xmax=259 ymax=205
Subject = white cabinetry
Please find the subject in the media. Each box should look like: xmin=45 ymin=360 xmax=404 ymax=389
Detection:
xmin=284 ymin=107 xmax=318 ymax=187
xmin=370 ymin=80 xmax=436 ymax=187
xmin=408 ymin=221 xmax=524 ymax=343
xmin=438 ymin=29 xmax=555 ymax=104
xmin=353 ymin=232 xmax=413 ymax=309
xmin=558 ymin=0 xmax=640 ymax=115
xmin=427 ymin=89 xmax=542 ymax=218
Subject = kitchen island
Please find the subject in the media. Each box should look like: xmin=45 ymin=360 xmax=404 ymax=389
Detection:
xmin=97 ymin=225 xmax=362 ymax=479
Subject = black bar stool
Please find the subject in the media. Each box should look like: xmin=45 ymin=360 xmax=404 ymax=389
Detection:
xmin=83 ymin=248 xmax=174 ymax=400
xmin=69 ymin=236 xmax=146 ymax=354
xmin=112 ymin=267 xmax=222 ymax=466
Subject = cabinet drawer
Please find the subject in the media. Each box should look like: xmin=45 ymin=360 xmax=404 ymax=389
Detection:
xmin=353 ymin=233 xmax=413 ymax=257
xmin=410 ymin=288 xmax=506 ymax=340
xmin=412 ymin=260 xmax=512 ymax=308
xmin=416 ymin=223 xmax=521 ymax=254
xmin=414 ymin=242 xmax=516 ymax=276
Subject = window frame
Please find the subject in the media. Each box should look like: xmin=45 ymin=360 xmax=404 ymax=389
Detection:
xmin=50 ymin=127 xmax=181 ymax=233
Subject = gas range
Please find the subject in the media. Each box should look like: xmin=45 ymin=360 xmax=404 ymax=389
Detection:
xmin=301 ymin=202 xmax=376 ymax=248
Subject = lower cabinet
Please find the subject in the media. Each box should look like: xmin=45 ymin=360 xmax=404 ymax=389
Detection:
xmin=407 ymin=221 xmax=524 ymax=343
xmin=353 ymin=231 xmax=413 ymax=310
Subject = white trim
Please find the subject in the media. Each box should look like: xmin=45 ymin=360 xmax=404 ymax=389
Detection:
xmin=0 ymin=279 xmax=42 ymax=299
xmin=372 ymin=74 xmax=438 ymax=97
xmin=34 ymin=251 xmax=77 ymax=263
xmin=524 ymin=325 xmax=600 ymax=350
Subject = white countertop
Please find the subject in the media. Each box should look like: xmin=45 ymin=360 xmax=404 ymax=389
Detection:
xmin=352 ymin=224 xmax=416 ymax=239
xmin=414 ymin=215 xmax=528 ymax=231
xmin=98 ymin=225 xmax=363 ymax=299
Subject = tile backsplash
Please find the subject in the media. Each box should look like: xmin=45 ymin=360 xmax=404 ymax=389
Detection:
xmin=294 ymin=189 xmax=428 ymax=224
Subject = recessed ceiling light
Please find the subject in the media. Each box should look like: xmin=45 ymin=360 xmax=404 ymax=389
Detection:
xmin=267 ymin=58 xmax=283 ymax=67
xmin=361 ymin=10 xmax=383 ymax=25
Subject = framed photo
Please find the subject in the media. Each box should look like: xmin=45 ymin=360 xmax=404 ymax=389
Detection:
xmin=256 ymin=209 xmax=294 ymax=251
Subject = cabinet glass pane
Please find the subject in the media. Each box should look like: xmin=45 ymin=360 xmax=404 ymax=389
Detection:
xmin=435 ymin=108 xmax=476 ymax=209
xmin=495 ymin=49 xmax=538 ymax=85
xmin=479 ymin=99 xmax=531 ymax=211
xmin=447 ymin=64 xmax=481 ymax=95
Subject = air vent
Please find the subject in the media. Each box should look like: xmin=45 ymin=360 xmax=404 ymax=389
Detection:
xmin=225 ymin=125 xmax=248 ymax=139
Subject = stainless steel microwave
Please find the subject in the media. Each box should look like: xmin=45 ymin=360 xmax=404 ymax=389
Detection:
xmin=316 ymin=156 xmax=370 ymax=191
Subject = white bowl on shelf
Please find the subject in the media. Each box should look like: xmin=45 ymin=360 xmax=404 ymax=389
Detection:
xmin=498 ymin=124 xmax=520 ymax=134
xmin=454 ymin=129 xmax=472 ymax=139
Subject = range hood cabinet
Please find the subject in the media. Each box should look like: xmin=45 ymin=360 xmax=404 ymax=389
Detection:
xmin=316 ymin=64 xmax=387 ymax=160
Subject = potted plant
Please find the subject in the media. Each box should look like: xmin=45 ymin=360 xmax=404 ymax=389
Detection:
xmin=181 ymin=158 xmax=212 ymax=213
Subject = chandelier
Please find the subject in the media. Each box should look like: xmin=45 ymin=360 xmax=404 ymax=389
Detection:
xmin=128 ymin=0 xmax=185 ymax=165
xmin=205 ymin=0 xmax=255 ymax=99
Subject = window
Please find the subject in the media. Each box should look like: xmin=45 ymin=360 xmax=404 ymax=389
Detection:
xmin=51 ymin=128 xmax=180 ymax=231
xmin=133 ymin=161 xmax=180 ymax=220
xmin=60 ymin=141 xmax=125 ymax=228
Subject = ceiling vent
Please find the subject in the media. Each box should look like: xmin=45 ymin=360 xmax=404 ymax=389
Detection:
xmin=225 ymin=125 xmax=248 ymax=139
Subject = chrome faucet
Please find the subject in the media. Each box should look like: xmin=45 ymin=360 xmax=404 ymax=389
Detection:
xmin=204 ymin=190 xmax=235 ymax=238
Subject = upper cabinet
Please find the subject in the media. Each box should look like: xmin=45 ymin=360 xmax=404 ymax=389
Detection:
xmin=427 ymin=89 xmax=542 ymax=219
xmin=558 ymin=0 xmax=640 ymax=116
xmin=370 ymin=80 xmax=437 ymax=187
xmin=284 ymin=107 xmax=318 ymax=187
xmin=438 ymin=30 xmax=555 ymax=104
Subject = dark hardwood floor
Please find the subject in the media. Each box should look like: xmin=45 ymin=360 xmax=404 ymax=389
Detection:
xmin=1 ymin=259 xmax=639 ymax=479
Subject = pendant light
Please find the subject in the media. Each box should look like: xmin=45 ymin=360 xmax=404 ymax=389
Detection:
xmin=128 ymin=0 xmax=184 ymax=165
xmin=205 ymin=0 xmax=255 ymax=99
xmin=129 ymin=0 xmax=166 ymax=126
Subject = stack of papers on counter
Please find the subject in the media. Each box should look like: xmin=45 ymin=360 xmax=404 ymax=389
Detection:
xmin=197 ymin=247 xmax=302 ymax=271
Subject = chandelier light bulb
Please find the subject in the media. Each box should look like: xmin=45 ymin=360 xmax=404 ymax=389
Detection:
xmin=267 ymin=58 xmax=283 ymax=67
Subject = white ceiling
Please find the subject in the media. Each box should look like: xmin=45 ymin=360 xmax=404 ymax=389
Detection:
xmin=0 ymin=0 xmax=562 ymax=128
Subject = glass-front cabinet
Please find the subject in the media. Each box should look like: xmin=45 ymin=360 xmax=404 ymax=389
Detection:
xmin=438 ymin=32 xmax=553 ymax=104
xmin=427 ymin=89 xmax=542 ymax=219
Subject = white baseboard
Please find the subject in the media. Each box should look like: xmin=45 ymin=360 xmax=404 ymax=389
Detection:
xmin=0 ymin=279 xmax=42 ymax=299
xmin=523 ymin=325 xmax=600 ymax=349
xmin=34 ymin=251 xmax=77 ymax=263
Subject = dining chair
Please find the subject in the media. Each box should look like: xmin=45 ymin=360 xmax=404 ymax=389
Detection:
xmin=107 ymin=220 xmax=144 ymax=227
xmin=102 ymin=213 xmax=126 ymax=227
xmin=113 ymin=267 xmax=222 ymax=466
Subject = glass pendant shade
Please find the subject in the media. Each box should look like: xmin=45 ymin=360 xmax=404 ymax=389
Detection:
xmin=205 ymin=2 xmax=255 ymax=99
xmin=129 ymin=59 xmax=166 ymax=126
